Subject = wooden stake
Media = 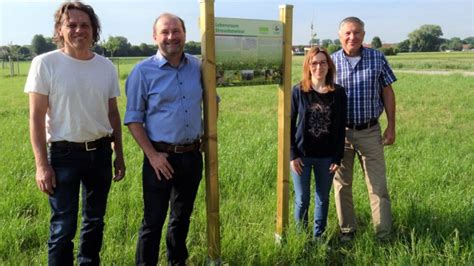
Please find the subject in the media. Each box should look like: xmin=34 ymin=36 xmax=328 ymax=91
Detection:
xmin=275 ymin=4 xmax=293 ymax=242
xmin=199 ymin=0 xmax=221 ymax=262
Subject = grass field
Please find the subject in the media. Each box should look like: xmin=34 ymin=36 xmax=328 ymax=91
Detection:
xmin=0 ymin=53 xmax=473 ymax=264
xmin=387 ymin=51 xmax=474 ymax=71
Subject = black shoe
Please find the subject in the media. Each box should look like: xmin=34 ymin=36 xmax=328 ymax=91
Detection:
xmin=339 ymin=231 xmax=355 ymax=242
xmin=168 ymin=260 xmax=186 ymax=266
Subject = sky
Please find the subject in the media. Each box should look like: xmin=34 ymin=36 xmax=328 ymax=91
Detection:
xmin=0 ymin=0 xmax=473 ymax=46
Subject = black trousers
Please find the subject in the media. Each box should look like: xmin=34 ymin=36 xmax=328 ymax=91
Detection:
xmin=136 ymin=150 xmax=203 ymax=265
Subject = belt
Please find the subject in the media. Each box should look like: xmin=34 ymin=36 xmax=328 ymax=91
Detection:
xmin=50 ymin=136 xmax=114 ymax=151
xmin=346 ymin=119 xmax=378 ymax=130
xmin=152 ymin=140 xmax=200 ymax=154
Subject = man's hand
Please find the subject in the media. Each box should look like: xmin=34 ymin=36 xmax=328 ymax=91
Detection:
xmin=383 ymin=126 xmax=396 ymax=145
xmin=113 ymin=156 xmax=126 ymax=182
xmin=36 ymin=164 xmax=56 ymax=195
xmin=148 ymin=152 xmax=174 ymax=180
xmin=329 ymin=163 xmax=340 ymax=174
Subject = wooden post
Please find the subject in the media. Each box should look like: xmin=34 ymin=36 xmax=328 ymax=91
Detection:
xmin=115 ymin=58 xmax=120 ymax=77
xmin=275 ymin=4 xmax=293 ymax=242
xmin=9 ymin=56 xmax=14 ymax=77
xmin=199 ymin=0 xmax=221 ymax=263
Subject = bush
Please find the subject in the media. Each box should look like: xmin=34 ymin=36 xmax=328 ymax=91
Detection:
xmin=380 ymin=47 xmax=397 ymax=56
xmin=327 ymin=44 xmax=341 ymax=54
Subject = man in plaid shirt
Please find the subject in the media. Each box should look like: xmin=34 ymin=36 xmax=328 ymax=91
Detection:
xmin=331 ymin=17 xmax=397 ymax=241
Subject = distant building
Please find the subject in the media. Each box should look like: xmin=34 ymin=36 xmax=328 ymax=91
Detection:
xmin=462 ymin=44 xmax=473 ymax=51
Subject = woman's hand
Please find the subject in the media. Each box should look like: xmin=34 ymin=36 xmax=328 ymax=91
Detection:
xmin=290 ymin=158 xmax=304 ymax=175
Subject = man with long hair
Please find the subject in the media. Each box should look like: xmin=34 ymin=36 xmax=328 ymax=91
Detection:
xmin=25 ymin=1 xmax=125 ymax=264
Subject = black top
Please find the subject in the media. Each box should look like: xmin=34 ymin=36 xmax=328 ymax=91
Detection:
xmin=290 ymin=83 xmax=347 ymax=164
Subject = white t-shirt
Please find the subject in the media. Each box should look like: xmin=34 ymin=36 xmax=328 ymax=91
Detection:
xmin=347 ymin=56 xmax=361 ymax=68
xmin=24 ymin=50 xmax=120 ymax=142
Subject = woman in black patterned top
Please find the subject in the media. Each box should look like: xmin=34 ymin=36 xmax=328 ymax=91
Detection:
xmin=290 ymin=47 xmax=347 ymax=240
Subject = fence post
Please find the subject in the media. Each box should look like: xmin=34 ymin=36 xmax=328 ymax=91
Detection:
xmin=199 ymin=0 xmax=221 ymax=263
xmin=275 ymin=4 xmax=293 ymax=243
xmin=9 ymin=56 xmax=14 ymax=77
xmin=116 ymin=58 xmax=120 ymax=77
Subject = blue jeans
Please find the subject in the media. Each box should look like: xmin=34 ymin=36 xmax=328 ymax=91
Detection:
xmin=135 ymin=150 xmax=202 ymax=265
xmin=48 ymin=145 xmax=113 ymax=266
xmin=291 ymin=157 xmax=334 ymax=238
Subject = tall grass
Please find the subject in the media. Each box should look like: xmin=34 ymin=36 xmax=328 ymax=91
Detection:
xmin=0 ymin=55 xmax=472 ymax=264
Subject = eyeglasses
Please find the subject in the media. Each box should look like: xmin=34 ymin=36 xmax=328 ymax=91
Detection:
xmin=310 ymin=61 xmax=328 ymax=67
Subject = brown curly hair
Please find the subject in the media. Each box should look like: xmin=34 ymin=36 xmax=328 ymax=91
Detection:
xmin=53 ymin=1 xmax=101 ymax=48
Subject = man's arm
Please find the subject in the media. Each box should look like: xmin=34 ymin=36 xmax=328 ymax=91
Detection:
xmin=127 ymin=123 xmax=174 ymax=180
xmin=108 ymin=97 xmax=125 ymax=181
xmin=382 ymin=84 xmax=396 ymax=145
xmin=29 ymin=92 xmax=55 ymax=195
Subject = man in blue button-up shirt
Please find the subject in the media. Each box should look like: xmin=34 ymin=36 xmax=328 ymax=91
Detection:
xmin=125 ymin=13 xmax=203 ymax=265
xmin=331 ymin=17 xmax=397 ymax=242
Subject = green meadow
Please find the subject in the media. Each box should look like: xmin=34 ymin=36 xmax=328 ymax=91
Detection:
xmin=0 ymin=53 xmax=472 ymax=264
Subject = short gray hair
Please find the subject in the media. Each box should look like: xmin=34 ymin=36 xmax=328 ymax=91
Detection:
xmin=339 ymin=17 xmax=365 ymax=32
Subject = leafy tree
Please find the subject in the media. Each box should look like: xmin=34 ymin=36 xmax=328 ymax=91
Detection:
xmin=371 ymin=36 xmax=382 ymax=49
xmin=463 ymin=37 xmax=474 ymax=48
xmin=439 ymin=43 xmax=449 ymax=51
xmin=128 ymin=45 xmax=142 ymax=57
xmin=8 ymin=45 xmax=21 ymax=59
xmin=18 ymin=46 xmax=32 ymax=59
xmin=380 ymin=47 xmax=397 ymax=56
xmin=184 ymin=41 xmax=201 ymax=55
xmin=309 ymin=38 xmax=320 ymax=46
xmin=0 ymin=46 xmax=10 ymax=60
xmin=321 ymin=39 xmax=333 ymax=48
xmin=397 ymin=39 xmax=410 ymax=52
xmin=139 ymin=43 xmax=155 ymax=56
xmin=45 ymin=37 xmax=57 ymax=51
xmin=448 ymin=37 xmax=463 ymax=51
xmin=31 ymin=35 xmax=47 ymax=55
xmin=103 ymin=36 xmax=121 ymax=57
xmin=333 ymin=39 xmax=341 ymax=46
xmin=92 ymin=44 xmax=105 ymax=55
xmin=31 ymin=34 xmax=55 ymax=55
xmin=113 ymin=36 xmax=132 ymax=56
xmin=408 ymin=24 xmax=443 ymax=52
xmin=327 ymin=44 xmax=341 ymax=54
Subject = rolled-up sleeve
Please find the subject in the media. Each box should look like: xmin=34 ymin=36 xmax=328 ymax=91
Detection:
xmin=124 ymin=66 xmax=147 ymax=125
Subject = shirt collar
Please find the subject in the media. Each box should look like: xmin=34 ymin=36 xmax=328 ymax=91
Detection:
xmin=154 ymin=51 xmax=188 ymax=68
xmin=341 ymin=46 xmax=365 ymax=59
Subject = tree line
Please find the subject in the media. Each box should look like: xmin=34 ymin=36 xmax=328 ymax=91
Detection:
xmin=0 ymin=34 xmax=201 ymax=61
xmin=306 ymin=24 xmax=473 ymax=56
xmin=1 ymin=24 xmax=473 ymax=61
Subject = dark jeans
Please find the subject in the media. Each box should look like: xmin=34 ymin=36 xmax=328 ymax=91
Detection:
xmin=48 ymin=145 xmax=113 ymax=266
xmin=136 ymin=150 xmax=203 ymax=265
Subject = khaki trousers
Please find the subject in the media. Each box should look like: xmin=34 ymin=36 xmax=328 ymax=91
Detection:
xmin=333 ymin=123 xmax=392 ymax=238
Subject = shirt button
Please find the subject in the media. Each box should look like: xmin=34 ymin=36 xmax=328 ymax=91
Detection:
xmin=182 ymin=96 xmax=185 ymax=99
xmin=185 ymin=110 xmax=188 ymax=113
xmin=186 ymin=124 xmax=189 ymax=127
